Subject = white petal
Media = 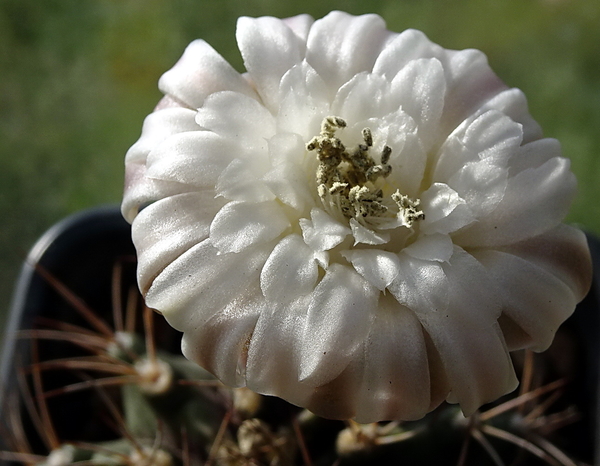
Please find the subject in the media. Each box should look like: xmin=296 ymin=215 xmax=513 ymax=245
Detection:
xmin=181 ymin=291 xmax=264 ymax=387
xmin=262 ymin=132 xmax=315 ymax=212
xmin=125 ymin=107 xmax=199 ymax=165
xmin=122 ymin=161 xmax=195 ymax=223
xmin=499 ymin=224 xmax=592 ymax=306
xmin=262 ymin=163 xmax=314 ymax=212
xmin=282 ymin=14 xmax=314 ymax=42
xmin=434 ymin=110 xmax=524 ymax=182
xmin=420 ymin=183 xmax=475 ymax=235
xmin=508 ymin=138 xmax=562 ymax=176
xmin=237 ymin=16 xmax=306 ymax=111
xmin=403 ymin=233 xmax=454 ymax=262
xmin=195 ymin=91 xmax=275 ymax=153
xmin=306 ymin=11 xmax=393 ymax=95
xmin=210 ymin=201 xmax=290 ymax=254
xmin=354 ymin=295 xmax=431 ymax=422
xmin=377 ymin=109 xmax=427 ymax=198
xmin=145 ymin=238 xmax=271 ymax=322
xmin=341 ymin=249 xmax=401 ymax=291
xmin=277 ymin=61 xmax=330 ymax=140
xmin=446 ymin=160 xmax=508 ymax=220
xmin=299 ymin=264 xmax=378 ymax=385
xmin=260 ymin=234 xmax=319 ymax=303
xmin=245 ymin=295 xmax=314 ymax=405
xmin=299 ymin=208 xmax=351 ymax=252
xmin=454 ymin=157 xmax=576 ymax=247
xmin=475 ymin=88 xmax=542 ymax=144
xmin=132 ymin=191 xmax=226 ymax=294
xmin=388 ymin=253 xmax=449 ymax=313
xmin=439 ymin=48 xmax=508 ymax=137
xmin=373 ymin=29 xmax=442 ymax=78
xmin=158 ymin=39 xmax=259 ymax=108
xmin=145 ymin=131 xmax=238 ymax=188
xmin=331 ymin=72 xmax=393 ymax=122
xmin=215 ymin=158 xmax=275 ymax=202
xmin=398 ymin=247 xmax=517 ymax=415
xmin=389 ymin=58 xmax=446 ymax=150
xmin=473 ymin=248 xmax=579 ymax=351
xmin=349 ymin=219 xmax=390 ymax=245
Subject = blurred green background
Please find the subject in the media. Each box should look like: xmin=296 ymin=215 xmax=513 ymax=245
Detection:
xmin=1 ymin=0 xmax=599 ymax=329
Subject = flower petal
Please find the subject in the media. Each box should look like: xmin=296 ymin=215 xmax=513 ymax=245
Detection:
xmin=158 ymin=39 xmax=259 ymax=109
xmin=132 ymin=191 xmax=226 ymax=294
xmin=403 ymin=233 xmax=454 ymax=262
xmin=299 ymin=208 xmax=351 ymax=252
xmin=341 ymin=249 xmax=401 ymax=291
xmin=125 ymin=107 xmax=199 ymax=165
xmin=145 ymin=131 xmax=238 ymax=188
xmin=195 ymin=91 xmax=275 ymax=154
xmin=475 ymin=88 xmax=542 ymax=144
xmin=439 ymin=48 xmax=508 ymax=137
xmin=306 ymin=11 xmax=393 ymax=95
xmin=331 ymin=72 xmax=393 ymax=123
xmin=210 ymin=201 xmax=290 ymax=254
xmin=215 ymin=158 xmax=275 ymax=202
xmin=373 ymin=29 xmax=442 ymax=79
xmin=454 ymin=157 xmax=576 ymax=247
xmin=349 ymin=219 xmax=390 ymax=245
xmin=473 ymin=248 xmax=578 ymax=351
xmin=299 ymin=264 xmax=378 ymax=385
xmin=389 ymin=57 xmax=446 ymax=150
xmin=181 ymin=290 xmax=264 ymax=387
xmin=145 ymin=238 xmax=271 ymax=325
xmin=434 ymin=110 xmax=524 ymax=182
xmin=237 ymin=16 xmax=306 ymax=111
xmin=354 ymin=295 xmax=431 ymax=422
xmin=282 ymin=14 xmax=314 ymax=41
xmin=122 ymin=161 xmax=195 ymax=223
xmin=245 ymin=295 xmax=315 ymax=406
xmin=260 ymin=234 xmax=319 ymax=303
xmin=277 ymin=61 xmax=330 ymax=140
xmin=419 ymin=183 xmax=475 ymax=235
xmin=396 ymin=247 xmax=517 ymax=415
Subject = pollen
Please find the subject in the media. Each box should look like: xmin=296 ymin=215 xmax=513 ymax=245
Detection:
xmin=307 ymin=116 xmax=424 ymax=228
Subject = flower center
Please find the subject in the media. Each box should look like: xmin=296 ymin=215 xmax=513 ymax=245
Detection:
xmin=306 ymin=116 xmax=424 ymax=229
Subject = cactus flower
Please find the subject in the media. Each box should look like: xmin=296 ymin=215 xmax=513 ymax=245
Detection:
xmin=122 ymin=11 xmax=592 ymax=422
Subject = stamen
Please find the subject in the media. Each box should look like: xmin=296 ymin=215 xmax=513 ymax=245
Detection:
xmin=307 ymin=116 xmax=424 ymax=229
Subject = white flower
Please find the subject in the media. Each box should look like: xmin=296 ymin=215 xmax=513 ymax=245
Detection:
xmin=122 ymin=11 xmax=592 ymax=423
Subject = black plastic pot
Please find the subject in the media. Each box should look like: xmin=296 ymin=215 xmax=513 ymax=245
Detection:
xmin=1 ymin=206 xmax=599 ymax=465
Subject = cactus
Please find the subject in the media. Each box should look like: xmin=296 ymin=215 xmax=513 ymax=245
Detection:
xmin=0 ymin=257 xmax=592 ymax=466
